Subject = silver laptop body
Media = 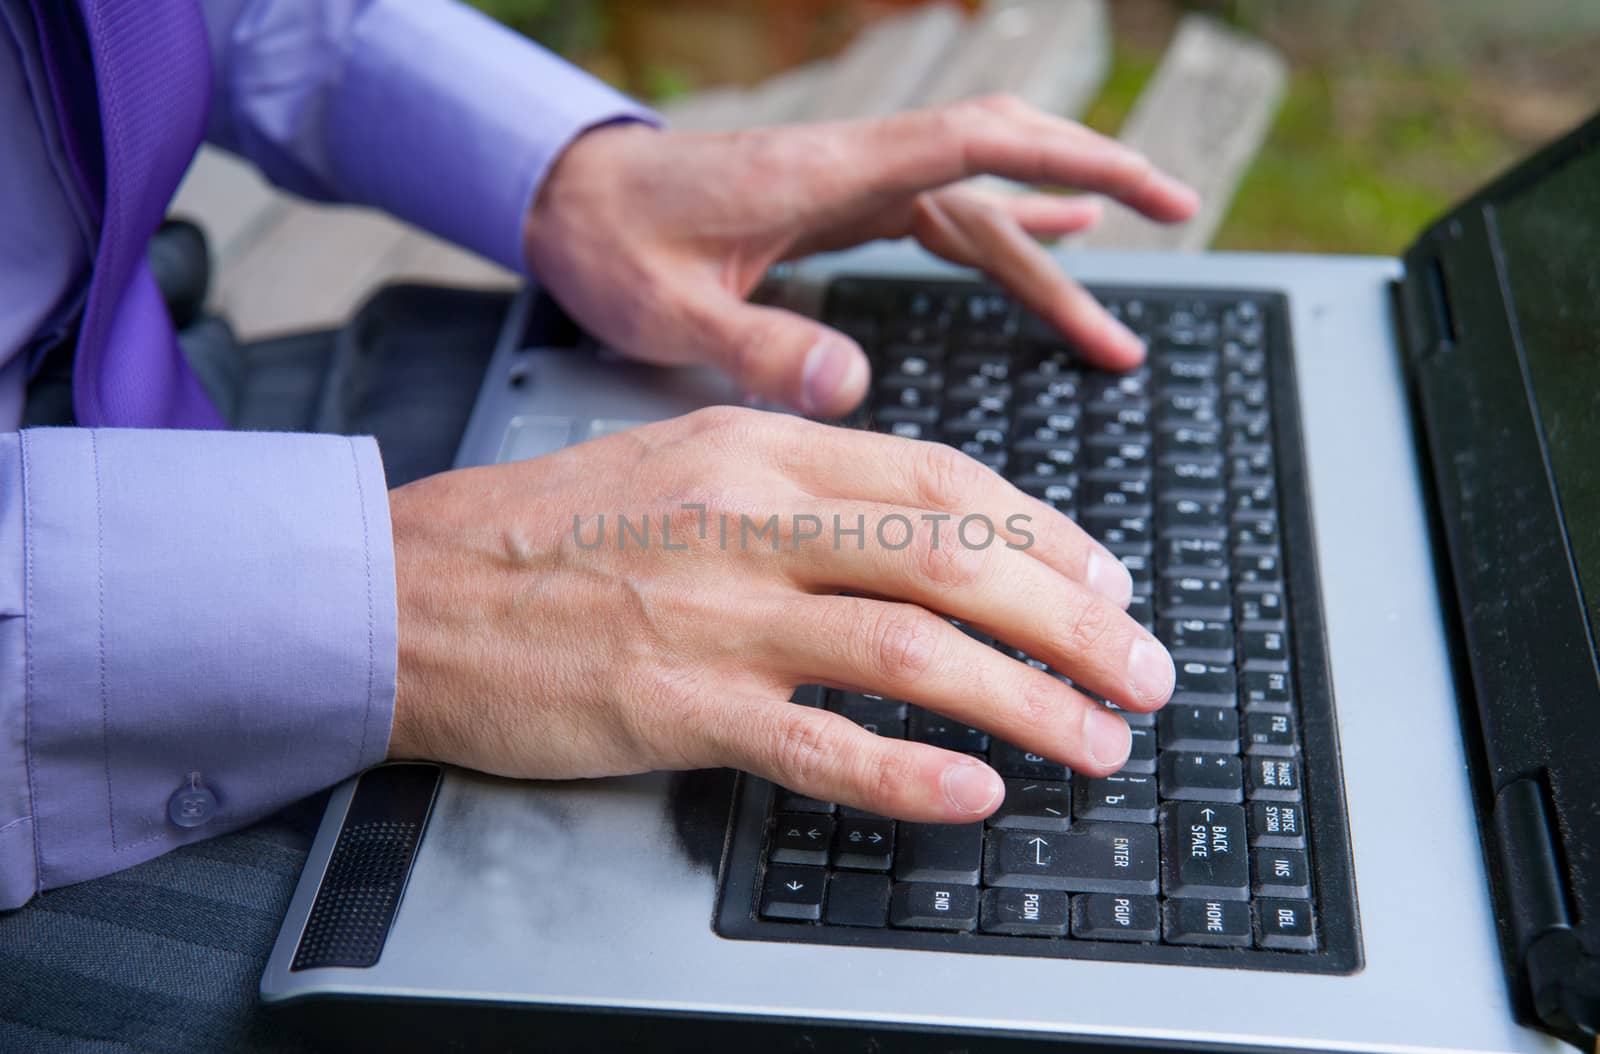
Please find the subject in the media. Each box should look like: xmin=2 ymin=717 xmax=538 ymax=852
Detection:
xmin=259 ymin=243 xmax=1559 ymax=1054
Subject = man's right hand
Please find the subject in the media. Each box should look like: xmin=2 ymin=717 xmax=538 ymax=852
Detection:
xmin=387 ymin=408 xmax=1173 ymax=821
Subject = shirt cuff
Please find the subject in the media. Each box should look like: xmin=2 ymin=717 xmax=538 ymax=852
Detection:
xmin=5 ymin=428 xmax=396 ymax=905
xmin=328 ymin=0 xmax=661 ymax=274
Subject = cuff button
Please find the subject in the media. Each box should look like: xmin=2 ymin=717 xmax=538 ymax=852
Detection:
xmin=168 ymin=772 xmax=218 ymax=829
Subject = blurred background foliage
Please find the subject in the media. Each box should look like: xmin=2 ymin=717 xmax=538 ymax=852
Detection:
xmin=468 ymin=0 xmax=1598 ymax=254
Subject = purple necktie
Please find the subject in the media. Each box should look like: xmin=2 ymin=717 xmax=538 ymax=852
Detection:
xmin=63 ymin=0 xmax=225 ymax=429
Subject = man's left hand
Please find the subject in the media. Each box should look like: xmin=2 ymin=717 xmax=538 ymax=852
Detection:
xmin=522 ymin=95 xmax=1200 ymax=417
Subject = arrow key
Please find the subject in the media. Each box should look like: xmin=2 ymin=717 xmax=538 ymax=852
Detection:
xmin=770 ymin=812 xmax=834 ymax=866
xmin=760 ymin=865 xmax=826 ymax=921
xmin=833 ymin=817 xmax=895 ymax=870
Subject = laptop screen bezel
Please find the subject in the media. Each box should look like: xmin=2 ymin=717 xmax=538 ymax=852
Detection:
xmin=1397 ymin=109 xmax=1600 ymax=1041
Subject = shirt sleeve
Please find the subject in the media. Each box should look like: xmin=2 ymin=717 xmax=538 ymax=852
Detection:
xmin=0 ymin=428 xmax=397 ymax=909
xmin=199 ymin=0 xmax=661 ymax=273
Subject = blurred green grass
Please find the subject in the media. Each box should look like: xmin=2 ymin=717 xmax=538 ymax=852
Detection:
xmin=472 ymin=0 xmax=1549 ymax=256
xmin=1084 ymin=44 xmax=1525 ymax=253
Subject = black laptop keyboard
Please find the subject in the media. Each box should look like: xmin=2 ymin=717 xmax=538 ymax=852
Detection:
xmin=716 ymin=277 xmax=1357 ymax=973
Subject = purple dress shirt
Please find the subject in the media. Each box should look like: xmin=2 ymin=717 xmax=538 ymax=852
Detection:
xmin=0 ymin=0 xmax=656 ymax=909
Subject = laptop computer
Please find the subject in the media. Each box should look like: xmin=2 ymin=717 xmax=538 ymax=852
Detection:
xmin=259 ymin=111 xmax=1600 ymax=1052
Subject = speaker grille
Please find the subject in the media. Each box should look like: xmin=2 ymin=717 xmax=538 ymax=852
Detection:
xmin=291 ymin=764 xmax=439 ymax=970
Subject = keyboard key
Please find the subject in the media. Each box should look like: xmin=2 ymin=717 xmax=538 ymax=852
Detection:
xmin=1163 ymin=898 xmax=1252 ymax=947
xmin=1158 ymin=498 xmax=1227 ymax=540
xmin=908 ymin=708 xmax=990 ymax=753
xmin=1252 ymin=848 xmax=1311 ymax=898
xmin=990 ymin=742 xmax=1068 ymax=781
xmin=774 ymin=789 xmax=835 ymax=814
xmin=1241 ymin=669 xmax=1292 ymax=712
xmin=1158 ymin=460 xmax=1225 ymax=499
xmin=1071 ymin=893 xmax=1161 ymax=941
xmin=1234 ymin=515 xmax=1280 ymax=552
xmin=833 ymin=817 xmax=895 ymax=871
xmin=829 ymin=692 xmax=906 ymax=724
xmin=1074 ymin=775 xmax=1157 ymax=823
xmin=771 ymin=814 xmax=834 ymax=866
xmin=1161 ymin=802 xmax=1249 ymax=900
xmin=1250 ymin=802 xmax=1306 ymax=848
xmin=1084 ymin=439 xmax=1152 ymax=477
xmin=1255 ymin=899 xmax=1317 ymax=951
xmin=1159 ymin=536 xmax=1227 ymax=577
xmin=1083 ymin=511 xmax=1152 ymax=550
xmin=1158 ymin=618 xmax=1234 ymax=662
xmin=1158 ymin=706 xmax=1240 ymax=753
xmin=988 ymin=779 xmax=1071 ymax=831
xmin=761 ymin=865 xmax=826 ymax=921
xmin=1245 ymin=711 xmax=1298 ymax=756
xmin=1158 ymin=576 xmax=1232 ymax=620
xmin=825 ymin=872 xmax=891 ymax=928
xmin=1015 ymin=476 xmax=1077 ymax=512
xmin=1241 ymin=627 xmax=1290 ymax=672
xmin=1159 ymin=391 xmax=1220 ymax=428
xmin=1083 ymin=475 xmax=1153 ymax=513
xmin=983 ymin=823 xmax=1159 ymax=894
xmin=890 ymin=882 xmax=978 ymax=931
xmin=1247 ymin=757 xmax=1302 ymax=801
xmin=1233 ymin=552 xmax=1283 ymax=590
xmin=1159 ymin=426 xmax=1222 ymax=464
xmin=895 ymin=823 xmax=984 ymax=884
xmin=1171 ymin=661 xmax=1238 ymax=707
xmin=980 ymin=888 xmax=1070 ymax=936
xmin=1231 ymin=479 xmax=1276 ymax=517
xmin=1123 ymin=725 xmax=1157 ymax=774
xmin=1158 ymin=752 xmax=1244 ymax=803
xmin=1236 ymin=590 xmax=1286 ymax=627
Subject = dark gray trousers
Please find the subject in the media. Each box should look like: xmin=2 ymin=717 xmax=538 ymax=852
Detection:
xmin=1 ymin=284 xmax=511 ymax=1053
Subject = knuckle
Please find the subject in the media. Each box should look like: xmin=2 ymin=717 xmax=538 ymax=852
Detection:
xmin=864 ymin=605 xmax=941 ymax=687
xmin=683 ymin=404 xmax=752 ymax=436
xmin=1014 ymin=671 xmax=1064 ymax=730
xmin=771 ymin=708 xmax=838 ymax=790
xmin=913 ymin=529 xmax=985 ymax=589
xmin=916 ymin=442 xmax=985 ymax=511
xmin=1111 ymin=149 xmax=1154 ymax=192
xmin=863 ymin=746 xmax=920 ymax=808
xmin=975 ymin=92 xmax=1029 ymax=117
xmin=1060 ymin=594 xmax=1116 ymax=656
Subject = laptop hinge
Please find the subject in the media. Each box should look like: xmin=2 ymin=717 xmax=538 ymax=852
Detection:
xmin=1493 ymin=778 xmax=1600 ymax=1046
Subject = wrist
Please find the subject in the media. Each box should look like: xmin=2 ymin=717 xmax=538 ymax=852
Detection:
xmin=522 ymin=120 xmax=659 ymax=270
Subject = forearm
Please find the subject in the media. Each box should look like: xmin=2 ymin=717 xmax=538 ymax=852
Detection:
xmin=0 ymin=428 xmax=396 ymax=908
xmin=201 ymin=0 xmax=659 ymax=272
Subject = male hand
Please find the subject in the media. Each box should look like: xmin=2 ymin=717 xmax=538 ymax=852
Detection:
xmin=523 ymin=95 xmax=1199 ymax=416
xmin=388 ymin=409 xmax=1174 ymax=821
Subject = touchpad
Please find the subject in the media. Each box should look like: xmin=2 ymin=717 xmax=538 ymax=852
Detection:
xmin=497 ymin=416 xmax=652 ymax=463
xmin=497 ymin=415 xmax=576 ymax=463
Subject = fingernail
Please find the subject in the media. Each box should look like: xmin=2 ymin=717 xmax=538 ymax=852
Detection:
xmin=1086 ymin=550 xmax=1133 ymax=608
xmin=1128 ymin=638 xmax=1176 ymax=706
xmin=941 ymin=759 xmax=1004 ymax=815
xmin=800 ymin=337 xmax=854 ymax=415
xmin=1083 ymin=706 xmax=1132 ymax=769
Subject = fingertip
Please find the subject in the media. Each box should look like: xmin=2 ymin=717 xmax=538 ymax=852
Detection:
xmin=1086 ymin=549 xmax=1134 ymax=609
xmin=941 ymin=757 xmax=1005 ymax=818
xmin=800 ymin=334 xmax=869 ymax=417
xmin=1153 ymin=174 xmax=1201 ymax=222
xmin=1079 ymin=313 xmax=1147 ymax=372
xmin=1127 ymin=637 xmax=1177 ymax=710
xmin=1081 ymin=706 xmax=1132 ymax=773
